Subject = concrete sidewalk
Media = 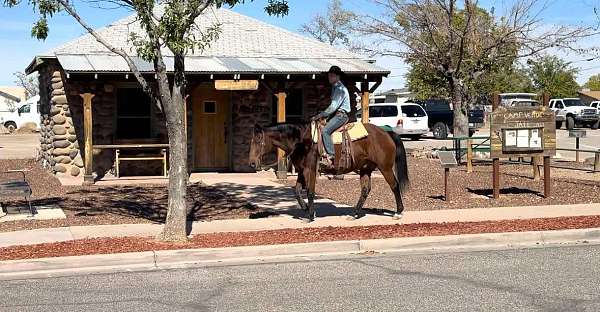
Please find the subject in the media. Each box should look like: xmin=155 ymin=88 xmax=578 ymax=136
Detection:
xmin=1 ymin=203 xmax=599 ymax=248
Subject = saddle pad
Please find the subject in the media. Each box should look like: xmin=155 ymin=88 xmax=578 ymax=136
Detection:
xmin=312 ymin=122 xmax=369 ymax=144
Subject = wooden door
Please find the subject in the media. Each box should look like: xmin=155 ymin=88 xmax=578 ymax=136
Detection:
xmin=192 ymin=86 xmax=230 ymax=170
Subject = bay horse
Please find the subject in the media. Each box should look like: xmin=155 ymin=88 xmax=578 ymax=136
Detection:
xmin=249 ymin=122 xmax=409 ymax=222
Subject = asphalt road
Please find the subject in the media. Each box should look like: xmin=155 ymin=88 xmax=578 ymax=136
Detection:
xmin=2 ymin=244 xmax=600 ymax=312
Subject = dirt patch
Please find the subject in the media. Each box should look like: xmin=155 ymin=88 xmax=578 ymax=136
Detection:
xmin=0 ymin=159 xmax=265 ymax=232
xmin=14 ymin=122 xmax=38 ymax=134
xmin=2 ymin=215 xmax=600 ymax=261
xmin=283 ymin=158 xmax=600 ymax=212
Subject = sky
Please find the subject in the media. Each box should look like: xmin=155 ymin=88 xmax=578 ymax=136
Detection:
xmin=0 ymin=0 xmax=599 ymax=91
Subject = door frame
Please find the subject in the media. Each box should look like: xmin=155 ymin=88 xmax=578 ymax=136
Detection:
xmin=191 ymin=85 xmax=233 ymax=172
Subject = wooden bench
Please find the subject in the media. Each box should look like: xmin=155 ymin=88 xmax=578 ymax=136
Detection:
xmin=94 ymin=144 xmax=169 ymax=178
xmin=0 ymin=170 xmax=35 ymax=215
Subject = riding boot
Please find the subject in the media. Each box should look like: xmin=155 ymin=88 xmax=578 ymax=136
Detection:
xmin=319 ymin=155 xmax=335 ymax=170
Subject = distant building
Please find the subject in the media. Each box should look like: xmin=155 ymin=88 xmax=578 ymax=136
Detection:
xmin=371 ymin=88 xmax=415 ymax=104
xmin=0 ymin=86 xmax=26 ymax=112
xmin=578 ymin=89 xmax=600 ymax=105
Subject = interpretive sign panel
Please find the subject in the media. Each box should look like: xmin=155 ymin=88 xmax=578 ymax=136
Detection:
xmin=490 ymin=106 xmax=556 ymax=158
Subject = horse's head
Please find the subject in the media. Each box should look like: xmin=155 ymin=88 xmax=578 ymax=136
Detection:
xmin=249 ymin=124 xmax=267 ymax=169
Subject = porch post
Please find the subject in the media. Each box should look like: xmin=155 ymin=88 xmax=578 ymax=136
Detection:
xmin=361 ymin=82 xmax=370 ymax=124
xmin=276 ymin=82 xmax=287 ymax=180
xmin=80 ymin=93 xmax=95 ymax=185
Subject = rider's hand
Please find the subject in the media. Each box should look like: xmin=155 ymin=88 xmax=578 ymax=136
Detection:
xmin=311 ymin=115 xmax=321 ymax=121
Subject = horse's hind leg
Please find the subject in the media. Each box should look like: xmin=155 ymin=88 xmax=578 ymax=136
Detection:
xmin=380 ymin=168 xmax=405 ymax=220
xmin=349 ymin=171 xmax=371 ymax=220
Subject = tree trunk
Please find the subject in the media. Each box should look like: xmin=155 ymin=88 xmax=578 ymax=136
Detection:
xmin=451 ymin=84 xmax=469 ymax=137
xmin=159 ymin=54 xmax=189 ymax=242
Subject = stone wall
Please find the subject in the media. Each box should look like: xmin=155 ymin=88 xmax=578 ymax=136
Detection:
xmin=231 ymin=87 xmax=273 ymax=172
xmin=38 ymin=65 xmax=84 ymax=178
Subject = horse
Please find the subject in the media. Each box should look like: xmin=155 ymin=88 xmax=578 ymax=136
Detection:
xmin=248 ymin=121 xmax=409 ymax=222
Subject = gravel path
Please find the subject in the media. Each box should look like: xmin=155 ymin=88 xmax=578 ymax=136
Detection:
xmin=284 ymin=158 xmax=600 ymax=213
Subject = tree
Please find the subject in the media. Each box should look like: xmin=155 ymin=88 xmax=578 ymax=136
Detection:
xmin=13 ymin=71 xmax=39 ymax=99
xmin=584 ymin=74 xmax=600 ymax=90
xmin=300 ymin=0 xmax=354 ymax=46
xmin=527 ymin=55 xmax=580 ymax=98
xmin=407 ymin=62 xmax=533 ymax=103
xmin=5 ymin=0 xmax=289 ymax=242
xmin=354 ymin=0 xmax=594 ymax=136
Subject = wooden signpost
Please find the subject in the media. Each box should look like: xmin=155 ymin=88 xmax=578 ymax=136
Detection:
xmin=489 ymin=97 xmax=556 ymax=198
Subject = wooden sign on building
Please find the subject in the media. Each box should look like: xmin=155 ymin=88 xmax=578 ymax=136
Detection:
xmin=489 ymin=106 xmax=556 ymax=159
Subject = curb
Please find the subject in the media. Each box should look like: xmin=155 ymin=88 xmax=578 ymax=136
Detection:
xmin=1 ymin=228 xmax=600 ymax=280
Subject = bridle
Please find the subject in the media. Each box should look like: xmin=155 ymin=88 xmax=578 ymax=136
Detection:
xmin=251 ymin=129 xmax=279 ymax=170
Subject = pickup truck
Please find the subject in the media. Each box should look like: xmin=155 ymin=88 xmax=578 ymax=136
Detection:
xmin=412 ymin=99 xmax=485 ymax=139
xmin=549 ymin=98 xmax=599 ymax=130
xmin=0 ymin=96 xmax=41 ymax=133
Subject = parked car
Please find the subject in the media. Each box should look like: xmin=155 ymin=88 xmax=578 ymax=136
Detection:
xmin=549 ymin=98 xmax=599 ymax=130
xmin=0 ymin=96 xmax=41 ymax=133
xmin=357 ymin=102 xmax=429 ymax=140
xmin=412 ymin=99 xmax=485 ymax=139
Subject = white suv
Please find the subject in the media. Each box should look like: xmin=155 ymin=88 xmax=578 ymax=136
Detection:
xmin=549 ymin=98 xmax=599 ymax=130
xmin=358 ymin=103 xmax=429 ymax=140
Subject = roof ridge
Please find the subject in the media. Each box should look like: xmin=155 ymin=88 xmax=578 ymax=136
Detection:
xmin=219 ymin=8 xmax=363 ymax=59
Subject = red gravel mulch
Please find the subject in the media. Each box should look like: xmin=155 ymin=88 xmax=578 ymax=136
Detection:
xmin=286 ymin=158 xmax=600 ymax=213
xmin=2 ymin=215 xmax=600 ymax=261
xmin=0 ymin=159 xmax=263 ymax=233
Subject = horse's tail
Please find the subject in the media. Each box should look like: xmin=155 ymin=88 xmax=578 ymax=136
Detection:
xmin=387 ymin=131 xmax=410 ymax=194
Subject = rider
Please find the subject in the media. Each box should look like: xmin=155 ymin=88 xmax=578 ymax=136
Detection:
xmin=312 ymin=66 xmax=351 ymax=168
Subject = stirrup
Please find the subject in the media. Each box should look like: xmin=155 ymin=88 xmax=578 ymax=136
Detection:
xmin=319 ymin=156 xmax=334 ymax=169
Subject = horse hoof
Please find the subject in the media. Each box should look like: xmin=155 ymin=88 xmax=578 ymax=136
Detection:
xmin=346 ymin=216 xmax=357 ymax=221
xmin=302 ymin=218 xmax=313 ymax=224
xmin=393 ymin=213 xmax=403 ymax=220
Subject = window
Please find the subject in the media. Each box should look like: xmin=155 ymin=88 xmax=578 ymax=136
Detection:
xmin=203 ymin=101 xmax=216 ymax=114
xmin=369 ymin=105 xmax=398 ymax=117
xmin=116 ymin=88 xmax=152 ymax=139
xmin=272 ymin=89 xmax=303 ymax=123
xmin=18 ymin=105 xmax=30 ymax=114
xmin=563 ymin=99 xmax=584 ymax=107
xmin=400 ymin=105 xmax=426 ymax=117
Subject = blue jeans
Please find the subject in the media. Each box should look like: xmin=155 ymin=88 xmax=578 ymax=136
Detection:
xmin=322 ymin=112 xmax=349 ymax=156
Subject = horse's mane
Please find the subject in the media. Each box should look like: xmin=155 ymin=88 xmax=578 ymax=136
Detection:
xmin=264 ymin=122 xmax=312 ymax=142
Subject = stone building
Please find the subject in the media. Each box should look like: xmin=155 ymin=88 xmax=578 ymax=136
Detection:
xmin=26 ymin=8 xmax=388 ymax=184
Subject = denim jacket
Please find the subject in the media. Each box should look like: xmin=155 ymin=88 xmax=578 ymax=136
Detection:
xmin=320 ymin=81 xmax=351 ymax=118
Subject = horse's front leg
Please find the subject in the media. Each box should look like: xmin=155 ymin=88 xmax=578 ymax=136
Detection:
xmin=294 ymin=171 xmax=308 ymax=212
xmin=303 ymin=167 xmax=317 ymax=223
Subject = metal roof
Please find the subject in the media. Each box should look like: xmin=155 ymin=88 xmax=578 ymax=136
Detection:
xmin=27 ymin=8 xmax=390 ymax=76
xmin=55 ymin=54 xmax=389 ymax=75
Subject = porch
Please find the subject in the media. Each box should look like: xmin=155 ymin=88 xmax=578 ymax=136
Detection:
xmin=73 ymin=74 xmax=383 ymax=185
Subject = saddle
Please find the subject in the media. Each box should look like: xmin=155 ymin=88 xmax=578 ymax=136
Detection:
xmin=311 ymin=121 xmax=368 ymax=171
